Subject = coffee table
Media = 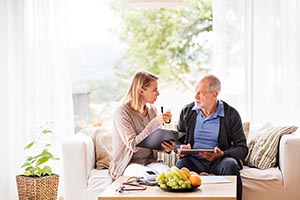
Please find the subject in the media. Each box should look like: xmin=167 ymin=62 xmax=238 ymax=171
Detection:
xmin=98 ymin=176 xmax=236 ymax=200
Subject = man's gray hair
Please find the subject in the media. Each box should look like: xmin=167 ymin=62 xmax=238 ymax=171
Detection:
xmin=202 ymin=75 xmax=221 ymax=93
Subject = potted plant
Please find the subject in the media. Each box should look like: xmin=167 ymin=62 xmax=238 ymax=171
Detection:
xmin=16 ymin=122 xmax=60 ymax=200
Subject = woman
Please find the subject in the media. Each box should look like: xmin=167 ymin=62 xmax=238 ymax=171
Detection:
xmin=109 ymin=71 xmax=175 ymax=180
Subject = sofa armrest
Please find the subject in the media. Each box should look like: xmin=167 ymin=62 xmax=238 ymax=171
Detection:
xmin=279 ymin=131 xmax=300 ymax=189
xmin=62 ymin=133 xmax=96 ymax=200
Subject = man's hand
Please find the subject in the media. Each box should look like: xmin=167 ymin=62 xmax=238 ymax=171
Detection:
xmin=177 ymin=143 xmax=191 ymax=159
xmin=200 ymin=147 xmax=224 ymax=161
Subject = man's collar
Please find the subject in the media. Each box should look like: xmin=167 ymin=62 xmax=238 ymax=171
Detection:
xmin=192 ymin=100 xmax=224 ymax=117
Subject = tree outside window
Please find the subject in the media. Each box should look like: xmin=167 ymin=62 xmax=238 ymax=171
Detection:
xmin=70 ymin=0 xmax=212 ymax=133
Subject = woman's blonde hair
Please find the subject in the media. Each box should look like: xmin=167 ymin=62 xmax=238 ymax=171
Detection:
xmin=125 ymin=71 xmax=158 ymax=112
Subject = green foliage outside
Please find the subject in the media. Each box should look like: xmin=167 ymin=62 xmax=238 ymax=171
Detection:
xmin=109 ymin=0 xmax=213 ymax=90
xmin=71 ymin=0 xmax=213 ymax=132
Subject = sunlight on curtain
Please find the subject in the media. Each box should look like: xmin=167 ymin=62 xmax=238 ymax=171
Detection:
xmin=250 ymin=0 xmax=300 ymax=126
xmin=213 ymin=0 xmax=300 ymax=128
xmin=1 ymin=0 xmax=74 ymax=199
xmin=212 ymin=0 xmax=250 ymax=122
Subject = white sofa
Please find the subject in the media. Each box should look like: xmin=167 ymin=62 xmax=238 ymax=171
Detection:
xmin=62 ymin=132 xmax=111 ymax=200
xmin=62 ymin=129 xmax=300 ymax=200
xmin=240 ymin=129 xmax=300 ymax=200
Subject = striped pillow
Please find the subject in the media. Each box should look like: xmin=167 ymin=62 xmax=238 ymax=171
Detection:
xmin=244 ymin=123 xmax=298 ymax=169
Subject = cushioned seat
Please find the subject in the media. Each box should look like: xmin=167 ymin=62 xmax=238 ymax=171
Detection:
xmin=241 ymin=166 xmax=284 ymax=200
xmin=241 ymin=166 xmax=282 ymax=181
xmin=241 ymin=166 xmax=283 ymax=194
xmin=62 ymin=127 xmax=300 ymax=200
xmin=87 ymin=169 xmax=111 ymax=200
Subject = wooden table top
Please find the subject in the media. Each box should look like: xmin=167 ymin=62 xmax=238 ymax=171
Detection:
xmin=98 ymin=175 xmax=236 ymax=200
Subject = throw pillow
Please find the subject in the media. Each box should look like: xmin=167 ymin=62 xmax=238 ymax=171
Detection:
xmin=242 ymin=122 xmax=250 ymax=139
xmin=81 ymin=127 xmax=112 ymax=170
xmin=244 ymin=123 xmax=298 ymax=169
xmin=94 ymin=129 xmax=112 ymax=169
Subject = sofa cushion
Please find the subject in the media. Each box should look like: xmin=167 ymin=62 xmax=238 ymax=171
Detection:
xmin=244 ymin=123 xmax=298 ymax=169
xmin=242 ymin=122 xmax=250 ymax=138
xmin=240 ymin=166 xmax=282 ymax=181
xmin=81 ymin=127 xmax=112 ymax=170
xmin=241 ymin=166 xmax=283 ymax=199
xmin=87 ymin=169 xmax=112 ymax=200
xmin=94 ymin=130 xmax=112 ymax=169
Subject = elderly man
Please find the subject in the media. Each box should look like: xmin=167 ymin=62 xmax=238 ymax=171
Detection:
xmin=175 ymin=75 xmax=248 ymax=200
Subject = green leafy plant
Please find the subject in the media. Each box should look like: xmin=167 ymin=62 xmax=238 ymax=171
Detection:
xmin=21 ymin=123 xmax=60 ymax=177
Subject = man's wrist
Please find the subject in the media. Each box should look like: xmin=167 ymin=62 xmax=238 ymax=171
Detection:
xmin=219 ymin=151 xmax=225 ymax=158
xmin=219 ymin=151 xmax=224 ymax=158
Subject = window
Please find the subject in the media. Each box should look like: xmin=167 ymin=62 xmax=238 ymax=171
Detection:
xmin=67 ymin=0 xmax=213 ymax=133
xmin=67 ymin=0 xmax=125 ymax=132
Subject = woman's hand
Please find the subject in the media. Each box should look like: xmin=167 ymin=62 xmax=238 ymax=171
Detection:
xmin=155 ymin=113 xmax=172 ymax=124
xmin=161 ymin=140 xmax=176 ymax=153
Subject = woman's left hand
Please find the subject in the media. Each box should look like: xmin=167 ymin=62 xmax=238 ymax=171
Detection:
xmin=161 ymin=140 xmax=176 ymax=153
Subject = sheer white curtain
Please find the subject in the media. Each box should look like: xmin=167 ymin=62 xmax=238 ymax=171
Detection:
xmin=250 ymin=0 xmax=300 ymax=126
xmin=212 ymin=0 xmax=250 ymax=122
xmin=0 ymin=0 xmax=10 ymax=198
xmin=212 ymin=0 xmax=300 ymax=127
xmin=0 ymin=0 xmax=74 ymax=199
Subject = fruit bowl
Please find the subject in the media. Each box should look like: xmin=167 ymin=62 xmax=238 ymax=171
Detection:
xmin=156 ymin=166 xmax=202 ymax=193
xmin=157 ymin=184 xmax=198 ymax=192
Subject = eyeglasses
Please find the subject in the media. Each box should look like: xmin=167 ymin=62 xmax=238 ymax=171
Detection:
xmin=115 ymin=176 xmax=148 ymax=193
xmin=115 ymin=182 xmax=147 ymax=193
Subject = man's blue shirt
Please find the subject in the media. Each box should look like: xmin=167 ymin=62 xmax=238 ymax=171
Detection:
xmin=192 ymin=100 xmax=225 ymax=149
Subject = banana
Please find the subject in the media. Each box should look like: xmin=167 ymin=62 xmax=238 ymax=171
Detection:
xmin=170 ymin=166 xmax=188 ymax=181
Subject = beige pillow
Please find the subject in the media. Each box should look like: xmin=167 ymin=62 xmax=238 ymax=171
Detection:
xmin=244 ymin=123 xmax=298 ymax=169
xmin=242 ymin=122 xmax=250 ymax=139
xmin=81 ymin=127 xmax=112 ymax=170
